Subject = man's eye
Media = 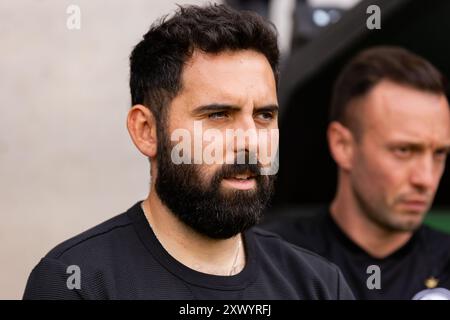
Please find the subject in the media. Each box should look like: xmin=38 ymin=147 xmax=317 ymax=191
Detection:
xmin=208 ymin=111 xmax=228 ymax=120
xmin=256 ymin=112 xmax=274 ymax=121
xmin=434 ymin=149 xmax=449 ymax=161
xmin=393 ymin=146 xmax=413 ymax=158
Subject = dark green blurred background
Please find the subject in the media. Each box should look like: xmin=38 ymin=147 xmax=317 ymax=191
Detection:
xmin=425 ymin=210 xmax=450 ymax=234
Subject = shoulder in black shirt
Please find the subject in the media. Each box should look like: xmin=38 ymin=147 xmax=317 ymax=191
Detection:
xmin=23 ymin=202 xmax=354 ymax=300
xmin=262 ymin=207 xmax=450 ymax=300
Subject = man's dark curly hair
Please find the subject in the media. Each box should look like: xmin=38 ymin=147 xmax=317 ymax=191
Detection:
xmin=129 ymin=3 xmax=279 ymax=123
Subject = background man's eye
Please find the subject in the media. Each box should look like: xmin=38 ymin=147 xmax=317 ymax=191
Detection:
xmin=434 ymin=149 xmax=448 ymax=160
xmin=208 ymin=112 xmax=228 ymax=119
xmin=393 ymin=147 xmax=412 ymax=157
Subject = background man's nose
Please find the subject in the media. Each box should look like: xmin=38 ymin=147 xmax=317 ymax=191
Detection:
xmin=410 ymin=154 xmax=436 ymax=192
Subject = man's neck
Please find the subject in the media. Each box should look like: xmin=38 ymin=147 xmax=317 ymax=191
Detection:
xmin=330 ymin=186 xmax=413 ymax=259
xmin=141 ymin=191 xmax=246 ymax=276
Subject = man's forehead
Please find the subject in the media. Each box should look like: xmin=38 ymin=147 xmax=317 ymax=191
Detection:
xmin=362 ymin=81 xmax=450 ymax=142
xmin=183 ymin=51 xmax=263 ymax=87
xmin=184 ymin=49 xmax=270 ymax=68
xmin=177 ymin=50 xmax=278 ymax=110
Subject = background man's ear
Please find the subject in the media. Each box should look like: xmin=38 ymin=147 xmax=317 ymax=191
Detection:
xmin=127 ymin=105 xmax=158 ymax=158
xmin=327 ymin=121 xmax=355 ymax=171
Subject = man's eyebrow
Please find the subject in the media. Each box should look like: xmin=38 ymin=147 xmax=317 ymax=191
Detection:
xmin=192 ymin=104 xmax=241 ymax=115
xmin=389 ymin=141 xmax=450 ymax=152
xmin=192 ymin=103 xmax=279 ymax=115
xmin=436 ymin=144 xmax=450 ymax=153
xmin=388 ymin=142 xmax=427 ymax=151
xmin=254 ymin=104 xmax=279 ymax=113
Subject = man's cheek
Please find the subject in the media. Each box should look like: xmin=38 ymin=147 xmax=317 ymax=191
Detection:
xmin=258 ymin=129 xmax=279 ymax=176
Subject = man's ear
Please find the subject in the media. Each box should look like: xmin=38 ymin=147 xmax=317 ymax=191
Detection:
xmin=327 ymin=121 xmax=355 ymax=171
xmin=127 ymin=105 xmax=158 ymax=158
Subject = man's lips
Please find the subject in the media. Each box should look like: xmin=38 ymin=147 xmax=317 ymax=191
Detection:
xmin=221 ymin=172 xmax=257 ymax=190
xmin=398 ymin=199 xmax=429 ymax=212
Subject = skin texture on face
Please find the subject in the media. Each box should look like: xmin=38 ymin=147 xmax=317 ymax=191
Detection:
xmin=154 ymin=49 xmax=278 ymax=239
xmin=167 ymin=49 xmax=279 ymax=187
xmin=348 ymin=80 xmax=450 ymax=232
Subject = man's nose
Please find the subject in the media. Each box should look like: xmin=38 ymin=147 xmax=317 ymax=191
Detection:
xmin=228 ymin=115 xmax=259 ymax=165
xmin=410 ymin=154 xmax=435 ymax=192
xmin=234 ymin=115 xmax=258 ymax=150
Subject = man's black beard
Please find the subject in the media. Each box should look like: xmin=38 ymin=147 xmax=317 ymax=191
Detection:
xmin=154 ymin=128 xmax=275 ymax=239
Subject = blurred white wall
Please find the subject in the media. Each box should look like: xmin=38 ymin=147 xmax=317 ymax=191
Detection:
xmin=0 ymin=0 xmax=220 ymax=300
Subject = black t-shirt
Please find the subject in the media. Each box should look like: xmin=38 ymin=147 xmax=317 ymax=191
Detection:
xmin=23 ymin=202 xmax=354 ymax=300
xmin=262 ymin=207 xmax=450 ymax=300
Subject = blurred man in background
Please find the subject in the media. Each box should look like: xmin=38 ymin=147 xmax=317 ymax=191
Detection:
xmin=265 ymin=46 xmax=450 ymax=299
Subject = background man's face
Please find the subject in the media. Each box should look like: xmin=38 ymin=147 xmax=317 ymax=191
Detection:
xmin=154 ymin=49 xmax=279 ymax=238
xmin=350 ymin=80 xmax=450 ymax=232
